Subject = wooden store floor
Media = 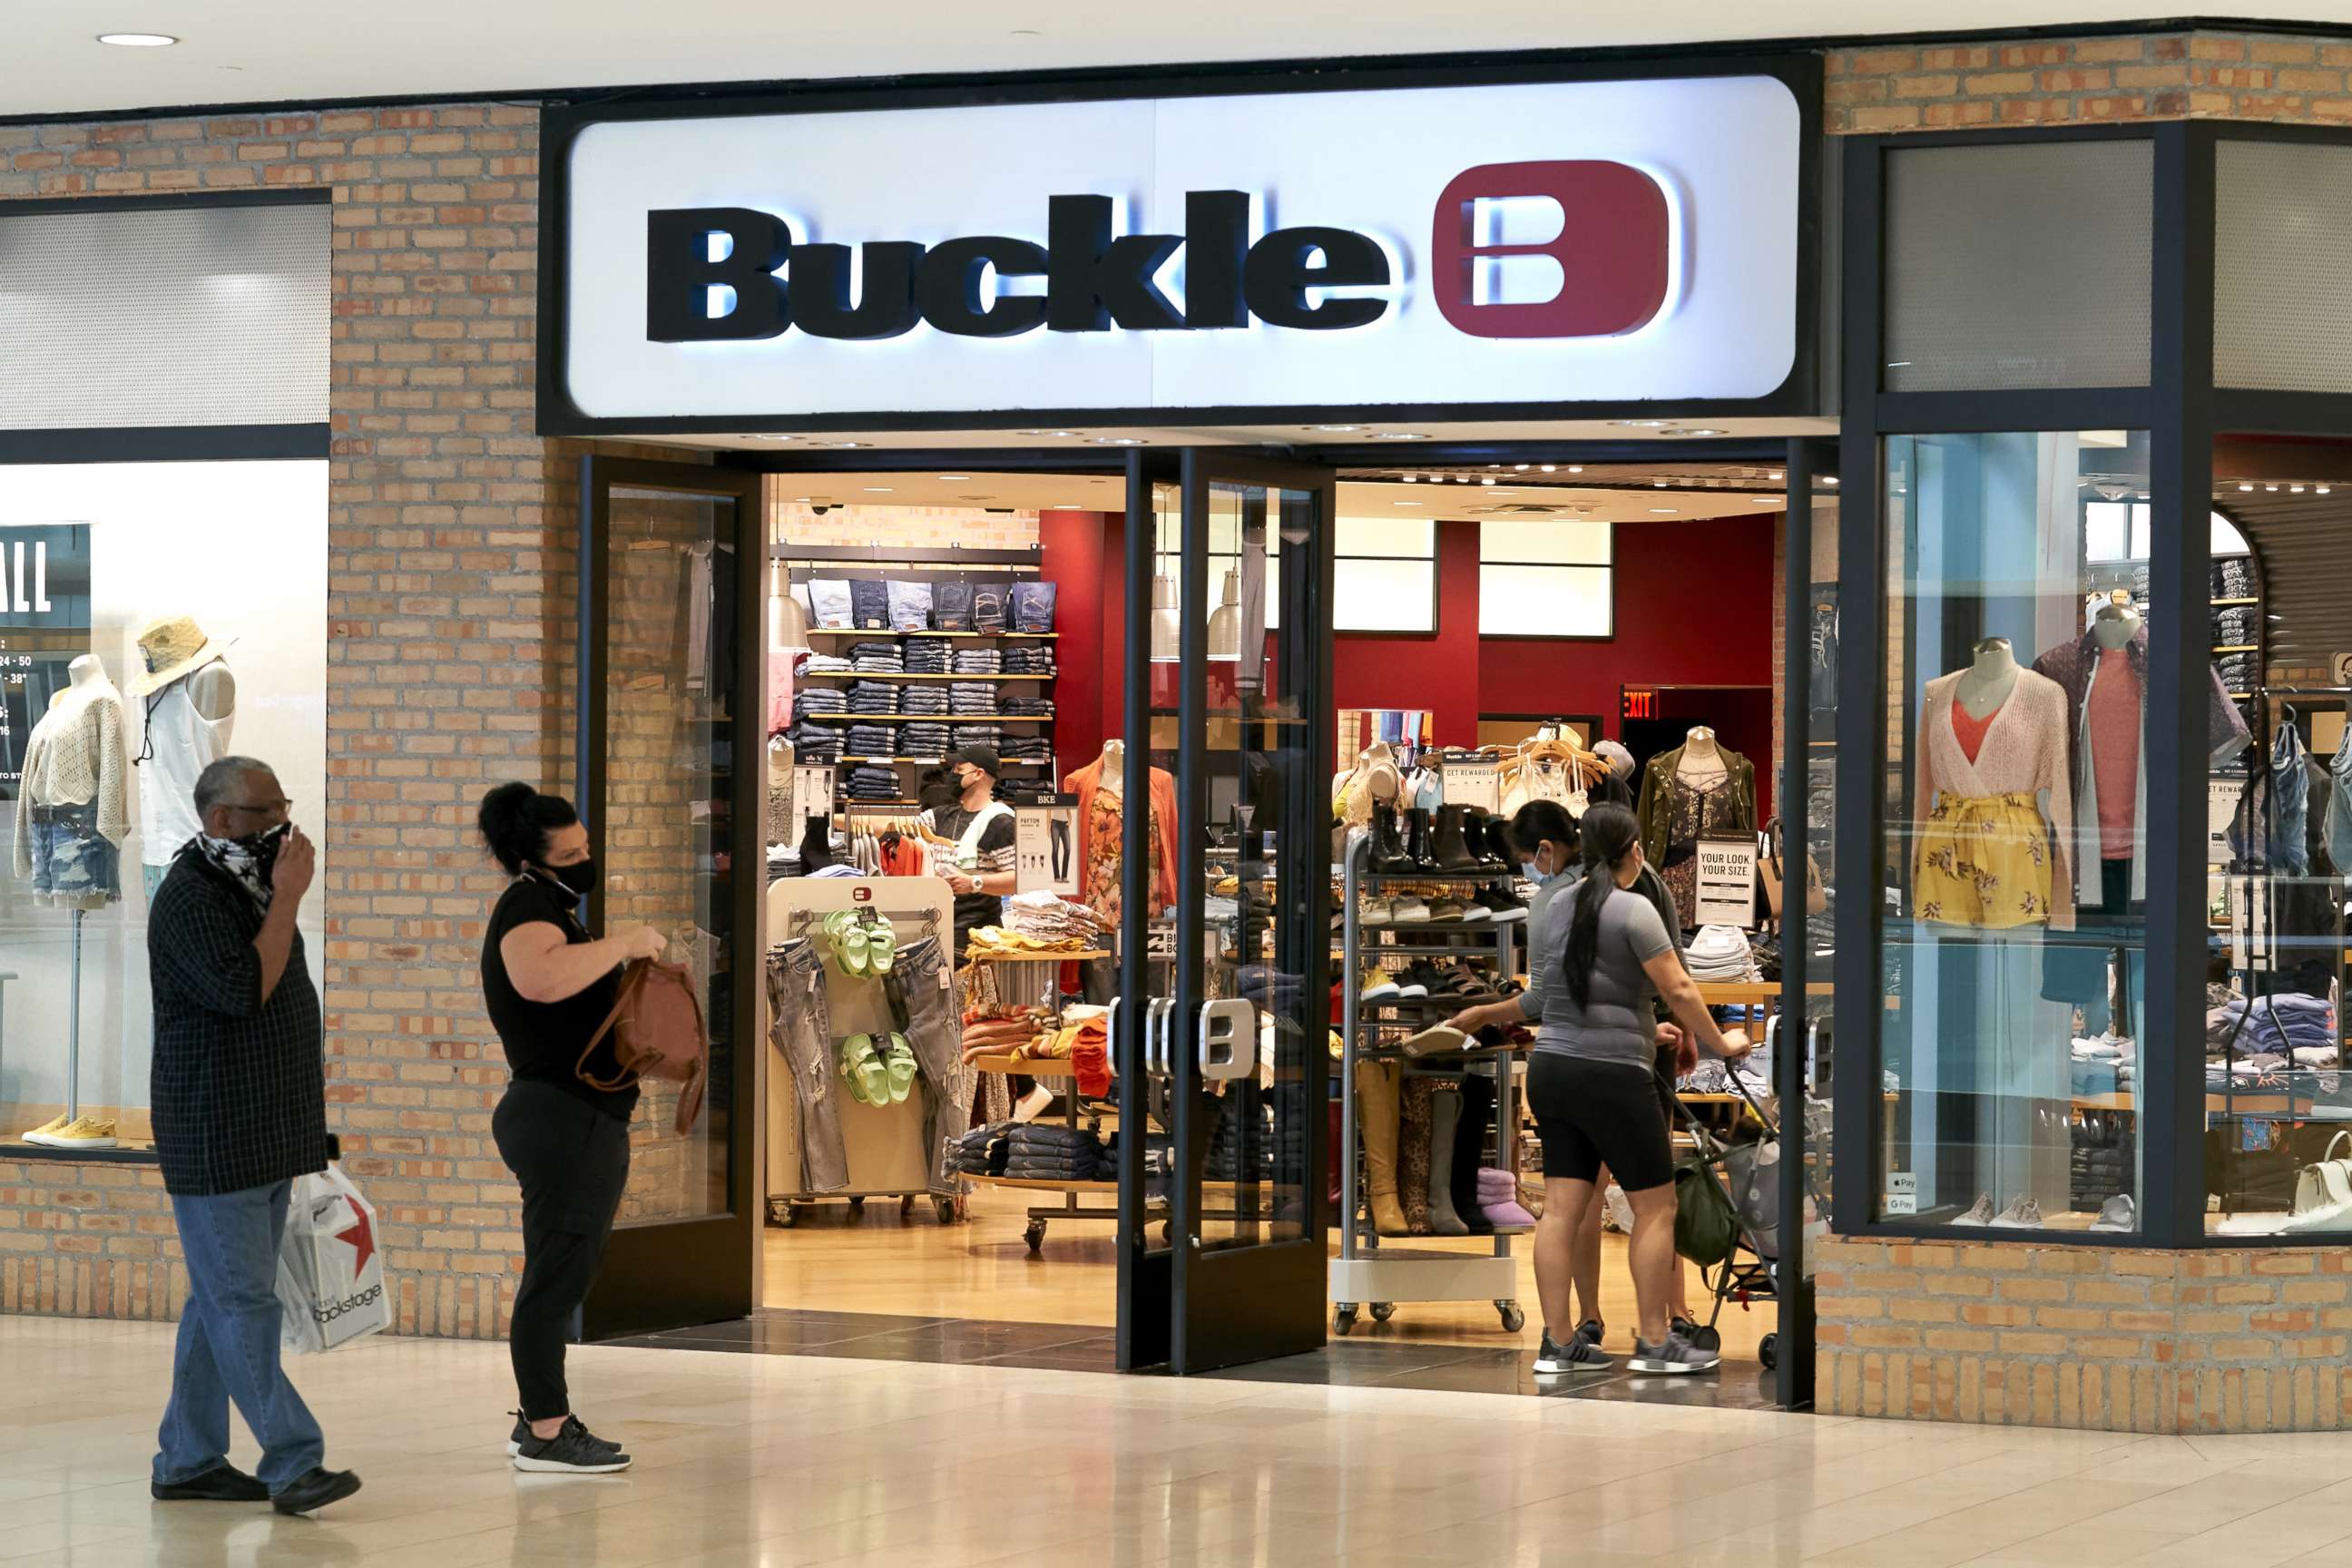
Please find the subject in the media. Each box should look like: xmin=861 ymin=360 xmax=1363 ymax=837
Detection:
xmin=760 ymin=1182 xmax=1774 ymax=1364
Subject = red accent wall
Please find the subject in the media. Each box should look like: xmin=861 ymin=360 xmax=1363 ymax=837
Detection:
xmin=1038 ymin=509 xmax=1117 ymax=779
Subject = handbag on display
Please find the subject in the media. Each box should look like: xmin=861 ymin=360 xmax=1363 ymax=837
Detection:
xmin=578 ymin=958 xmax=710 ymax=1135
xmin=2290 ymin=1131 xmax=2352 ymax=1227
xmin=1759 ymin=816 xmax=1827 ymax=923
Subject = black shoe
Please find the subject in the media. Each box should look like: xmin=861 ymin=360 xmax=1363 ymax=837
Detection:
xmin=152 ymin=1462 xmax=269 ymax=1502
xmin=271 ymin=1467 xmax=363 ymax=1515
xmin=514 ymin=1420 xmax=632 ymax=1474
xmin=507 ymin=1412 xmax=625 ymax=1458
xmin=1371 ymin=805 xmax=1416 ymax=874
xmin=1404 ymin=808 xmax=1441 ymax=873
xmin=1475 ymin=884 xmax=1528 ymax=922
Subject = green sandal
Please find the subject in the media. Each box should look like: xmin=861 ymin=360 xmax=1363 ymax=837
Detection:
xmin=850 ymin=1035 xmax=893 ymax=1105
xmin=866 ymin=924 xmax=897 ymax=975
xmin=883 ymin=1033 xmax=917 ymax=1103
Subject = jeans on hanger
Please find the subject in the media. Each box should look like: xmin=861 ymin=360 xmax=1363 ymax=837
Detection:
xmin=2329 ymin=731 xmax=2352 ymax=876
xmin=2273 ymin=723 xmax=2312 ymax=877
xmin=887 ymin=936 xmax=966 ymax=1195
xmin=767 ymin=941 xmax=850 ymax=1192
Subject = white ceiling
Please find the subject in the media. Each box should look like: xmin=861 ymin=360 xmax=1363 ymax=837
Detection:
xmin=15 ymin=4 xmax=2352 ymax=120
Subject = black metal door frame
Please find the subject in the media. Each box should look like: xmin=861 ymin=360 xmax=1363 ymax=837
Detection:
xmin=576 ymin=454 xmax=763 ymax=1338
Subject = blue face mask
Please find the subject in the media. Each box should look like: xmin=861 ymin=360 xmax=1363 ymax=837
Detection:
xmin=1522 ymin=858 xmax=1546 ymax=884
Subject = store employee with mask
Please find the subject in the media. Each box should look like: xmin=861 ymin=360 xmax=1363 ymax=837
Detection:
xmin=921 ymin=744 xmax=1016 ymax=957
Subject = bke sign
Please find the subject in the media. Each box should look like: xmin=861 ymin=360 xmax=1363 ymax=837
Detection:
xmin=650 ymin=161 xmax=1668 ymax=344
xmin=557 ymin=73 xmax=1803 ymax=421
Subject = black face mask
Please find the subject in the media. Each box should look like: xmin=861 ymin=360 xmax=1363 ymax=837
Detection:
xmin=538 ymin=858 xmax=598 ymax=897
xmin=240 ymin=821 xmax=292 ymax=880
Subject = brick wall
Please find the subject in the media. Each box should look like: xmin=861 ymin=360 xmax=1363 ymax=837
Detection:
xmin=0 ymin=103 xmax=677 ymax=1337
xmin=1816 ymin=1237 xmax=2352 ymax=1431
xmin=1828 ymin=30 xmax=2352 ymax=132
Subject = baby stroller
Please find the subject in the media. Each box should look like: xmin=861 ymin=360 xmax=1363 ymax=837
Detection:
xmin=1669 ymin=1068 xmax=1829 ymax=1373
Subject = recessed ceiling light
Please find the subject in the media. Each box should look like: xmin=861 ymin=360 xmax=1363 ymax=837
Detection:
xmin=1487 ymin=464 xmax=1503 ymax=470
xmin=2293 ymin=485 xmax=2307 ymax=493
xmin=1312 ymin=424 xmax=1361 ymax=433
xmin=862 ymin=486 xmax=893 ymax=493
xmin=2239 ymin=483 xmax=2255 ymax=492
xmin=1370 ymin=432 xmax=1426 ymax=441
xmin=1567 ymin=466 xmax=1583 ymax=474
xmin=1539 ymin=464 xmax=1556 ymax=473
xmin=937 ymin=475 xmax=968 ymax=481
xmin=1650 ymin=507 xmax=1680 ymax=514
xmin=822 ymin=441 xmax=869 ymax=449
xmin=750 ymin=434 xmax=797 ymax=441
xmin=1480 ymin=477 xmax=1495 ymax=485
xmin=1401 ymin=475 xmax=1418 ymax=484
xmin=1770 ymin=471 xmax=1786 ymax=481
xmin=1653 ymin=481 xmax=1669 ymax=489
xmin=1824 ymin=476 xmax=1839 ymax=485
xmin=1752 ymin=496 xmax=1778 ymax=504
xmin=1613 ymin=419 xmax=1672 ymax=428
xmin=1089 ymin=436 xmax=1146 ymax=446
xmin=1052 ymin=502 xmax=1083 ymax=508
xmin=2322 ymin=485 xmax=2335 ymax=495
xmin=1514 ymin=464 xmax=1530 ymax=471
xmin=1681 ymin=428 xmax=1727 ymax=437
xmin=1017 ymin=428 xmax=1078 ymax=438
xmin=2267 ymin=485 xmax=2280 ymax=492
xmin=1393 ymin=500 xmax=1421 ymax=506
xmin=790 ymin=496 xmax=811 ymax=503
xmin=98 ymin=32 xmax=177 ymax=45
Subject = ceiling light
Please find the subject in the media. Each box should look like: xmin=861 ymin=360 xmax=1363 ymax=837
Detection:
xmin=750 ymin=434 xmax=796 ymax=441
xmin=1613 ymin=419 xmax=1672 ymax=428
xmin=2322 ymin=486 xmax=2335 ymax=495
xmin=937 ymin=475 xmax=968 ymax=481
xmin=1487 ymin=464 xmax=1503 ymax=469
xmin=1018 ymin=428 xmax=1078 ymax=438
xmin=1567 ymin=466 xmax=1583 ymax=474
xmin=862 ymin=486 xmax=893 ymax=493
xmin=1752 ymin=496 xmax=1778 ymax=504
xmin=821 ymin=441 xmax=868 ymax=449
xmin=1370 ymin=432 xmax=1426 ymax=441
xmin=1514 ymin=463 xmax=1530 ymax=471
xmin=97 ymin=31 xmax=176 ymax=45
xmin=1824 ymin=476 xmax=1839 ymax=486
xmin=1653 ymin=481 xmax=1669 ymax=489
xmin=2267 ymin=485 xmax=2280 ymax=492
xmin=2293 ymin=485 xmax=2307 ymax=493
xmin=1052 ymin=502 xmax=1083 ymax=508
xmin=1650 ymin=507 xmax=1680 ymax=514
xmin=1540 ymin=464 xmax=1556 ymax=473
xmin=1481 ymin=477 xmax=1495 ymax=485
xmin=1680 ymin=428 xmax=1728 ymax=437
xmin=2239 ymin=483 xmax=2254 ymax=492
xmin=1770 ymin=471 xmax=1786 ymax=481
xmin=1401 ymin=475 xmax=1417 ymax=484
xmin=1312 ymin=424 xmax=1361 ymax=432
xmin=1089 ymin=436 xmax=1145 ymax=446
xmin=1393 ymin=500 xmax=1421 ymax=506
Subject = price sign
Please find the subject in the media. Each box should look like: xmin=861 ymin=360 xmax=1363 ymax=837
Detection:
xmin=1442 ymin=756 xmax=1500 ymax=813
xmin=1692 ymin=836 xmax=1760 ymax=928
xmin=2208 ymin=776 xmax=2240 ymax=866
xmin=1622 ymin=686 xmax=1658 ymax=721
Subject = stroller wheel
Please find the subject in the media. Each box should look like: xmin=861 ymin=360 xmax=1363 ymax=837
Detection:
xmin=1691 ymin=1323 xmax=1721 ymax=1353
xmin=1759 ymin=1333 xmax=1779 ymax=1370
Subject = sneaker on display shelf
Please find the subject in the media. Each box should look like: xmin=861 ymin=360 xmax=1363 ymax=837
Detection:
xmin=2089 ymin=1194 xmax=2136 ymax=1232
xmin=1950 ymin=1193 xmax=1994 ymax=1226
xmin=1533 ymin=1328 xmax=1612 ymax=1374
xmin=1628 ymin=1330 xmax=1720 ymax=1375
xmin=1989 ymin=1196 xmax=2044 ymax=1229
xmin=1359 ymin=966 xmax=1402 ymax=1004
xmin=1389 ymin=895 xmax=1431 ymax=925
xmin=25 ymin=1116 xmax=117 ymax=1149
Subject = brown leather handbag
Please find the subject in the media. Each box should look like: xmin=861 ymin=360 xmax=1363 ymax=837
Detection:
xmin=1759 ymin=817 xmax=1828 ymax=923
xmin=577 ymin=959 xmax=709 ymax=1135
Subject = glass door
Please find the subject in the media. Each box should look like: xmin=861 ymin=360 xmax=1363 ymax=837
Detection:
xmin=577 ymin=456 xmax=762 ymax=1338
xmin=1117 ymin=449 xmax=1335 ymax=1374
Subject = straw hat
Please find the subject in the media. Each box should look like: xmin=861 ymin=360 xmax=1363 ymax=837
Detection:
xmin=127 ymin=615 xmax=221 ymax=697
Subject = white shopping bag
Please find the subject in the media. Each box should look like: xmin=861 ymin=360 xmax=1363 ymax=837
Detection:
xmin=275 ymin=1163 xmax=391 ymax=1354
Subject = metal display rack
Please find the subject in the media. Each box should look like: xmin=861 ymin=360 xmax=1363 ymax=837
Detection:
xmin=1330 ymin=830 xmax=1528 ymax=1335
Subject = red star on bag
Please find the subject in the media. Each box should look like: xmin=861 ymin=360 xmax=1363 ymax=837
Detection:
xmin=335 ymin=1202 xmax=374 ymax=1274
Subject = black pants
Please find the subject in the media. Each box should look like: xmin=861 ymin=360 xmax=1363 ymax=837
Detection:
xmin=493 ymin=1080 xmax=631 ymax=1421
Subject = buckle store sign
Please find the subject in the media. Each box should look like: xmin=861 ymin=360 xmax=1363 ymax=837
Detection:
xmin=557 ymin=74 xmax=1802 ymax=422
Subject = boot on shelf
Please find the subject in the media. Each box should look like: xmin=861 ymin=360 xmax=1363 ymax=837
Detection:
xmin=1425 ymin=1084 xmax=1472 ymax=1236
xmin=1452 ymin=1072 xmax=1495 ymax=1235
xmin=1357 ymin=1059 xmax=1410 ymax=1237
xmin=1429 ymin=806 xmax=1483 ymax=872
xmin=1469 ymin=811 xmax=1512 ymax=870
xmin=1372 ymin=804 xmax=1417 ymax=874
xmin=1404 ymin=808 xmax=1441 ymax=873
xmin=1399 ymin=1075 xmax=1436 ymax=1236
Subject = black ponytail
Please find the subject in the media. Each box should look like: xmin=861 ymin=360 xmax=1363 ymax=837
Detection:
xmin=1563 ymin=802 xmax=1640 ymax=1010
xmin=477 ymin=781 xmax=579 ymax=875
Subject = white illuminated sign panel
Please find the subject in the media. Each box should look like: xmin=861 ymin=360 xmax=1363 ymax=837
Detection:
xmin=559 ymin=74 xmax=1802 ymax=421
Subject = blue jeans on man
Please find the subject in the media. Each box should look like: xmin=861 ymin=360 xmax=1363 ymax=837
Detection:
xmin=154 ymin=1180 xmax=326 ymax=1493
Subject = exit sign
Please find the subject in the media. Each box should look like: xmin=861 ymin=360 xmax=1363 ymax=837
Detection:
xmin=1622 ymin=686 xmax=1659 ymax=720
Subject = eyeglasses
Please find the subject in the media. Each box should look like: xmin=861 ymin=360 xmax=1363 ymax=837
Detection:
xmin=224 ymin=798 xmax=293 ymax=816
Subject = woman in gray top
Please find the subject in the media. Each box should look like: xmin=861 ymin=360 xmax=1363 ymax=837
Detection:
xmin=1450 ymin=802 xmax=1747 ymax=1376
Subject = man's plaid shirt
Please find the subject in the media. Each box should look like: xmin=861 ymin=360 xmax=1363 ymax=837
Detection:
xmin=147 ymin=843 xmax=328 ymax=1196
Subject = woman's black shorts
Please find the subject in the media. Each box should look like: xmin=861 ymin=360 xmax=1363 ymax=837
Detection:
xmin=1527 ymin=1052 xmax=1674 ymax=1192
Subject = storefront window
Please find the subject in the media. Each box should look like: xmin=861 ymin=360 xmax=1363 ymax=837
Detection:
xmin=1878 ymin=431 xmax=2167 ymax=1235
xmin=1 ymin=460 xmax=327 ymax=1153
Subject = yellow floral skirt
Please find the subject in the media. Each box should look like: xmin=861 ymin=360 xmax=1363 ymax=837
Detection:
xmin=1914 ymin=792 xmax=2053 ymax=928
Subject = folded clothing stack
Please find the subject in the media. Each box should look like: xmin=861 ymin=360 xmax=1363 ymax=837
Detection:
xmin=845 ymin=764 xmax=903 ymax=801
xmin=905 ymin=637 xmax=952 ymax=674
xmin=1003 ymin=1123 xmax=1112 ymax=1181
xmin=2071 ymin=1034 xmax=2136 ymax=1097
xmin=789 ymin=720 xmax=843 ymax=766
xmin=2212 ymin=604 xmax=2260 ymax=645
xmin=952 ymin=647 xmax=1004 ymax=675
xmin=899 ymin=686 xmax=950 ymax=715
xmin=945 ymin=1122 xmax=1014 ymax=1176
xmin=1684 ymin=924 xmax=1759 ymax=982
xmin=847 ymin=680 xmax=900 ymax=714
xmin=2216 ymin=993 xmax=2337 ymax=1057
xmin=2215 ymin=652 xmax=2259 ymax=692
xmin=899 ymin=723 xmax=951 ymax=759
xmin=850 ymin=640 xmax=906 ymax=674
xmin=887 ymin=580 xmax=933 ymax=632
xmin=2213 ymin=557 xmax=2259 ymax=599
xmin=1001 ymin=646 xmax=1055 ymax=676
xmin=999 ymin=736 xmax=1053 ymax=762
xmin=1000 ymin=696 xmax=1054 ymax=717
xmin=1476 ymin=1167 xmax=1535 ymax=1229
xmin=960 ymin=1007 xmax=1046 ymax=1060
xmin=952 ymin=723 xmax=1004 ymax=753
xmin=801 ymin=652 xmax=853 ymax=674
xmin=949 ymin=681 xmax=998 ymax=716
xmin=793 ymin=688 xmax=848 ymax=720
xmin=845 ymin=724 xmax=897 ymax=759
xmin=1004 ymin=890 xmax=1108 ymax=943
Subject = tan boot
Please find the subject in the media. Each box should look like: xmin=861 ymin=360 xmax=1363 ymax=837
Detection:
xmin=1357 ymin=1059 xmax=1410 ymax=1237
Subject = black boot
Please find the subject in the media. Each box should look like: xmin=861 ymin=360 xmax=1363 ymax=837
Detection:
xmin=1463 ymin=808 xmax=1509 ymax=870
xmin=1405 ymin=808 xmax=1441 ymax=872
xmin=1430 ymin=806 xmax=1482 ymax=872
xmin=1372 ymin=805 xmax=1416 ymax=874
xmin=1485 ymin=814 xmax=1519 ymax=868
xmin=798 ymin=811 xmax=834 ymax=872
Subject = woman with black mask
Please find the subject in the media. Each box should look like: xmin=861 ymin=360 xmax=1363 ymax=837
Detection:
xmin=476 ymin=782 xmax=666 ymax=1473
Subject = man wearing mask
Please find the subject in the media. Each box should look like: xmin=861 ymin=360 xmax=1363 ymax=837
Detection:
xmin=148 ymin=757 xmax=360 ymax=1514
xmin=921 ymin=744 xmax=1016 ymax=958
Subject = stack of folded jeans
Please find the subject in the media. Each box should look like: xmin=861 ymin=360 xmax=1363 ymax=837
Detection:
xmin=844 ymin=763 xmax=903 ymax=801
xmin=2220 ymin=992 xmax=2337 ymax=1057
xmin=952 ymin=723 xmax=1003 ymax=754
xmin=949 ymin=681 xmax=998 ymax=717
xmin=2214 ymin=557 xmax=2259 ymax=599
xmin=905 ymin=637 xmax=952 ymax=674
xmin=2213 ymin=604 xmax=2260 ymax=646
xmin=899 ymin=723 xmax=951 ymax=758
xmin=848 ymin=680 xmax=900 ymax=714
xmin=998 ymin=736 xmax=1053 ymax=762
xmin=952 ymin=647 xmax=1004 ymax=675
xmin=845 ymin=724 xmax=897 ymax=758
xmin=1000 ymin=696 xmax=1054 ymax=717
xmin=793 ymin=688 xmax=847 ymax=721
xmin=848 ymin=579 xmax=891 ymax=631
xmin=789 ymin=720 xmax=842 ymax=766
xmin=1685 ymin=925 xmax=1759 ymax=981
xmin=1002 ymin=646 xmax=1054 ymax=675
xmin=945 ymin=1122 xmax=1014 ymax=1176
xmin=802 ymin=652 xmax=853 ymax=674
xmin=2216 ymin=651 xmax=2259 ymax=693
xmin=1002 ymin=1123 xmax=1112 ymax=1181
xmin=899 ymin=686 xmax=949 ymax=716
xmin=850 ymin=641 xmax=906 ymax=674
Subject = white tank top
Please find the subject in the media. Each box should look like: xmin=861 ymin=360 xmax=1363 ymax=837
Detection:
xmin=141 ymin=667 xmax=234 ymax=867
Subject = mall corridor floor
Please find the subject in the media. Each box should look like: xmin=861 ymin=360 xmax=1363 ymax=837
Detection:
xmin=6 ymin=1318 xmax=2352 ymax=1567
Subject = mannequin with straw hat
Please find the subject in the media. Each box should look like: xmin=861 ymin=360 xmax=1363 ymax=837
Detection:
xmin=129 ymin=616 xmax=236 ymax=894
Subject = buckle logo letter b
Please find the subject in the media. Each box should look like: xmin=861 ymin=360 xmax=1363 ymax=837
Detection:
xmin=1430 ymin=161 xmax=1671 ymax=339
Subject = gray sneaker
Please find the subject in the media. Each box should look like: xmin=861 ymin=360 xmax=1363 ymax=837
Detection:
xmin=1533 ymin=1327 xmax=1612 ymax=1374
xmin=1989 ymin=1196 xmax=2044 ymax=1230
xmin=1628 ymin=1330 xmax=1720 ymax=1375
xmin=2088 ymin=1194 xmax=2135 ymax=1232
xmin=1949 ymin=1193 xmax=1994 ymax=1226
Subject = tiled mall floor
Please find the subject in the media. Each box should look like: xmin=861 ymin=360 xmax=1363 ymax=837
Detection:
xmin=8 ymin=1318 xmax=2352 ymax=1567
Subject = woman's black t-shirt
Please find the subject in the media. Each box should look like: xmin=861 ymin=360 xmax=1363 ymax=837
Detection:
xmin=481 ymin=872 xmax=640 ymax=1122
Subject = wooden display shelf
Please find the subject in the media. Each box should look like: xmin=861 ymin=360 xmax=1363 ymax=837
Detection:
xmin=2213 ymin=644 xmax=2260 ymax=653
xmin=965 ymin=1053 xmax=1086 ymax=1077
xmin=1691 ymin=981 xmax=1835 ymax=1004
xmin=2213 ymin=597 xmax=2261 ymax=607
xmin=966 ymin=948 xmax=1109 ymax=965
